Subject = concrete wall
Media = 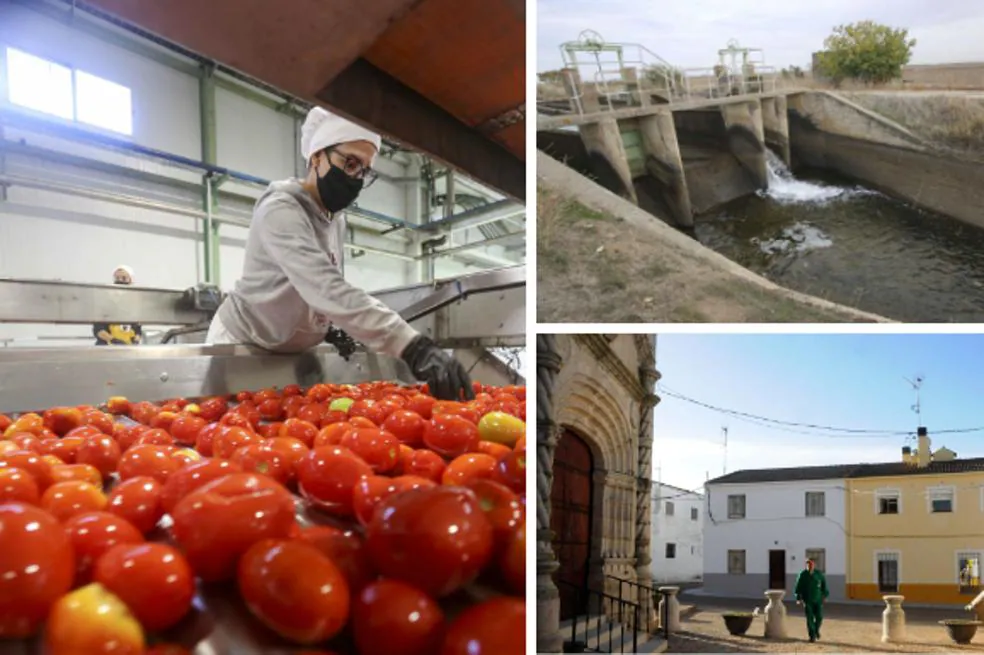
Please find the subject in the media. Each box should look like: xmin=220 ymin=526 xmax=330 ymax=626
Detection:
xmin=651 ymin=483 xmax=703 ymax=584
xmin=789 ymin=92 xmax=984 ymax=229
xmin=703 ymin=479 xmax=848 ymax=600
xmin=846 ymin=470 xmax=984 ymax=605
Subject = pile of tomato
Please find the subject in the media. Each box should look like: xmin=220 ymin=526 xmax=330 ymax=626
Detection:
xmin=0 ymin=380 xmax=526 ymax=655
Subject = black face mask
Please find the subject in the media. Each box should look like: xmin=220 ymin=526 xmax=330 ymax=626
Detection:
xmin=316 ymin=164 xmax=364 ymax=214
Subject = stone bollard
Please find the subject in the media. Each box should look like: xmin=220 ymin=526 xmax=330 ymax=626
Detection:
xmin=658 ymin=586 xmax=681 ymax=633
xmin=763 ymin=589 xmax=789 ymax=639
xmin=882 ymin=595 xmax=906 ymax=643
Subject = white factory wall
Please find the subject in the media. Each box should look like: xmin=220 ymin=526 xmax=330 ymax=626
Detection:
xmin=650 ymin=483 xmax=704 ymax=584
xmin=0 ymin=1 xmax=464 ymax=346
xmin=703 ymin=479 xmax=848 ymax=600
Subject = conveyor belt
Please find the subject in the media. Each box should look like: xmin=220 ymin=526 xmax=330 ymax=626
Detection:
xmin=0 ymin=266 xmax=525 ymax=348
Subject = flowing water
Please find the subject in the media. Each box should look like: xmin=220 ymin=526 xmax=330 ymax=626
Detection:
xmin=693 ymin=151 xmax=984 ymax=322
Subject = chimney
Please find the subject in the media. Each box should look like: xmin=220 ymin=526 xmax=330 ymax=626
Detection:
xmin=901 ymin=446 xmax=912 ymax=465
xmin=917 ymin=427 xmax=931 ymax=468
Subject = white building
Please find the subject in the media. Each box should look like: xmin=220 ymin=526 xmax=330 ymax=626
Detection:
xmin=650 ymin=482 xmax=703 ymax=584
xmin=703 ymin=465 xmax=850 ymax=600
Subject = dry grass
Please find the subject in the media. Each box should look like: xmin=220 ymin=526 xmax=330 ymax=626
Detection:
xmin=536 ymin=184 xmax=873 ymax=323
xmin=842 ymin=92 xmax=984 ymax=156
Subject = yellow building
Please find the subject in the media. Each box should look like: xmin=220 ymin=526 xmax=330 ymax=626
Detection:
xmin=846 ymin=429 xmax=984 ymax=605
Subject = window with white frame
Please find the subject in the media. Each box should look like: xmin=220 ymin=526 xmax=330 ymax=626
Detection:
xmin=805 ymin=491 xmax=826 ymax=517
xmin=958 ymin=552 xmax=981 ymax=595
xmin=877 ymin=552 xmax=900 ymax=593
xmin=665 ymin=501 xmax=675 ymax=516
xmin=727 ymin=549 xmax=746 ymax=574
xmin=877 ymin=490 xmax=900 ymax=515
xmin=727 ymin=494 xmax=746 ymax=519
xmin=4 ymin=47 xmax=133 ymax=136
xmin=929 ymin=486 xmax=955 ymax=513
xmin=805 ymin=548 xmax=826 ymax=573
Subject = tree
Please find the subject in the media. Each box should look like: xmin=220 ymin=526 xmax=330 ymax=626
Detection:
xmin=816 ymin=21 xmax=916 ymax=86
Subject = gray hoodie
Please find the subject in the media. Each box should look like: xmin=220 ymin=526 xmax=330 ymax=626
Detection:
xmin=214 ymin=180 xmax=418 ymax=356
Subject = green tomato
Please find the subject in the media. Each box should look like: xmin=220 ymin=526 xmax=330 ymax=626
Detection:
xmin=329 ymin=397 xmax=354 ymax=413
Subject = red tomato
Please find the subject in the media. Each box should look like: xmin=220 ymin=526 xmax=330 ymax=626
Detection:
xmin=440 ymin=597 xmax=525 ymax=655
xmin=237 ymin=539 xmax=350 ymax=645
xmin=352 ymin=579 xmax=444 ymax=655
xmin=51 ymin=463 xmax=103 ymax=487
xmin=494 ymin=451 xmax=526 ymax=494
xmin=500 ymin=521 xmax=525 ymax=595
xmin=232 ymin=444 xmax=291 ymax=485
xmin=115 ymin=424 xmax=149 ymax=452
xmin=296 ymin=446 xmax=372 ymax=518
xmin=261 ymin=437 xmax=310 ymax=474
xmin=432 ymin=402 xmax=481 ymax=425
xmin=64 ymin=511 xmax=144 ymax=584
xmin=81 ymin=410 xmax=115 ymax=435
xmin=75 ymin=434 xmax=122 ymax=478
xmin=169 ymin=414 xmax=206 ymax=446
xmin=149 ymin=411 xmax=180 ymax=433
xmin=171 ymin=473 xmax=296 ymax=582
xmin=339 ymin=428 xmax=401 ymax=474
xmin=515 ymin=435 xmax=526 ymax=453
xmin=4 ymin=413 xmax=43 ymax=437
xmin=94 ymin=543 xmax=195 ymax=631
xmin=296 ymin=403 xmax=326 ymax=426
xmin=296 ymin=525 xmax=375 ymax=594
xmin=0 ymin=502 xmax=76 ymax=638
xmin=106 ymin=477 xmax=164 ymax=535
xmin=353 ymin=475 xmax=436 ymax=526
xmin=41 ymin=481 xmax=107 ymax=522
xmin=159 ymin=459 xmax=242 ymax=515
xmin=118 ymin=445 xmax=179 ymax=484
xmin=42 ymin=407 xmax=85 ymax=437
xmin=366 ymin=486 xmax=493 ymax=597
xmin=257 ymin=398 xmax=284 ymax=422
xmin=257 ymin=422 xmax=283 ymax=439
xmin=319 ymin=409 xmax=348 ymax=427
xmin=235 ymin=391 xmax=253 ymax=404
xmin=406 ymin=395 xmax=435 ymax=420
xmin=8 ymin=432 xmax=42 ymax=453
xmin=475 ymin=440 xmax=512 ymax=460
xmin=0 ymin=467 xmax=40 ymax=504
xmin=382 ymin=410 xmax=427 ymax=447
xmin=214 ymin=425 xmax=261 ymax=459
xmin=315 ymin=422 xmax=356 ymax=448
xmin=279 ymin=418 xmax=319 ymax=448
xmin=348 ymin=416 xmax=377 ymax=430
xmin=130 ymin=401 xmax=159 ymax=425
xmin=465 ymin=479 xmax=525 ymax=553
xmin=194 ymin=422 xmax=223 ymax=457
xmin=134 ymin=429 xmax=176 ymax=448
xmin=442 ymin=453 xmax=497 ymax=487
xmin=283 ymin=384 xmax=302 ymax=397
xmin=348 ymin=399 xmax=389 ymax=426
xmin=219 ymin=412 xmax=254 ymax=431
xmin=39 ymin=435 xmax=85 ymax=464
xmin=0 ymin=414 xmax=11 ymax=432
xmin=198 ymin=397 xmax=228 ymax=422
xmin=423 ymin=415 xmax=480 ymax=459
xmin=401 ymin=448 xmax=447 ymax=484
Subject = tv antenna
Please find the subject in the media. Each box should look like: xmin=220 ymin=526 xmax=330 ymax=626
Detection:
xmin=903 ymin=374 xmax=925 ymax=422
xmin=722 ymin=426 xmax=729 ymax=476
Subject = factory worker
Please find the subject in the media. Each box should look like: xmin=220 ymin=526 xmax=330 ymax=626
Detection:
xmin=206 ymin=107 xmax=474 ymax=401
xmin=94 ymin=265 xmax=143 ymax=345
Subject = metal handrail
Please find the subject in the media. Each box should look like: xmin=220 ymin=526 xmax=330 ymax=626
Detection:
xmin=605 ymin=574 xmax=661 ymax=635
xmin=556 ymin=580 xmax=640 ymax=653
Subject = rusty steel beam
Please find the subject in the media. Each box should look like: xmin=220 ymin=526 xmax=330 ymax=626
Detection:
xmin=318 ymin=58 xmax=525 ymax=201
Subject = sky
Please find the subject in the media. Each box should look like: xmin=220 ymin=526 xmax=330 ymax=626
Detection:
xmin=653 ymin=334 xmax=984 ymax=492
xmin=537 ymin=0 xmax=984 ymax=72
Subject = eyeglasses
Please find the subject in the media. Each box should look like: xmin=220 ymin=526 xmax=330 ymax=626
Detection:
xmin=326 ymin=149 xmax=378 ymax=188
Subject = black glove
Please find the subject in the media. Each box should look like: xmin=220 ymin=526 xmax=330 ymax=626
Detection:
xmin=324 ymin=326 xmax=359 ymax=361
xmin=401 ymin=335 xmax=475 ymax=401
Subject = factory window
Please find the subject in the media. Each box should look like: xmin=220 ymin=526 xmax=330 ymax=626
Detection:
xmin=958 ymin=552 xmax=981 ymax=595
xmin=727 ymin=549 xmax=746 ymax=575
xmin=805 ymin=491 xmax=826 ymax=517
xmin=5 ymin=47 xmax=74 ymax=120
xmin=805 ymin=548 xmax=826 ymax=573
xmin=876 ymin=552 xmax=900 ymax=593
xmin=691 ymin=507 xmax=699 ymax=521
xmin=666 ymin=543 xmax=676 ymax=559
xmin=877 ymin=491 xmax=900 ymax=515
xmin=665 ymin=501 xmax=675 ymax=516
xmin=928 ymin=486 xmax=955 ymax=513
xmin=75 ymin=70 xmax=133 ymax=135
xmin=4 ymin=47 xmax=133 ymax=136
xmin=727 ymin=494 xmax=746 ymax=519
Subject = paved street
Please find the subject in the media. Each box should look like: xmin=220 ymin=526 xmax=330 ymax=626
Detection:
xmin=668 ymin=594 xmax=984 ymax=652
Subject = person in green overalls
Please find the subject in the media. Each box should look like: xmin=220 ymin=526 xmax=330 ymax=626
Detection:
xmin=794 ymin=558 xmax=829 ymax=643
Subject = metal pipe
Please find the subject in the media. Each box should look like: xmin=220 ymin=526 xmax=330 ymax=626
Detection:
xmin=205 ymin=176 xmax=215 ymax=282
xmin=425 ymin=231 xmax=525 ymax=259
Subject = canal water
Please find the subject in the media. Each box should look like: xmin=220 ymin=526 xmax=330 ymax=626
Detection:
xmin=693 ymin=151 xmax=984 ymax=322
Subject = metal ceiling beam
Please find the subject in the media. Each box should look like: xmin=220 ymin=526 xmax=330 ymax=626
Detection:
xmin=424 ymin=199 xmax=525 ymax=233
xmin=316 ymin=58 xmax=525 ymax=203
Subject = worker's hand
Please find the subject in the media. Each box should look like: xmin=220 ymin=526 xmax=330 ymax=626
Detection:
xmin=324 ymin=326 xmax=359 ymax=360
xmin=401 ymin=335 xmax=475 ymax=401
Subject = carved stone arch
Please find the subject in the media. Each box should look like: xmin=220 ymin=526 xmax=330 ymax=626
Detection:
xmin=556 ymin=371 xmax=632 ymax=473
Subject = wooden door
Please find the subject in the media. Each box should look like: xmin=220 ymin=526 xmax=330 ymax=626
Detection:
xmin=551 ymin=430 xmax=593 ymax=619
xmin=769 ymin=550 xmax=786 ymax=590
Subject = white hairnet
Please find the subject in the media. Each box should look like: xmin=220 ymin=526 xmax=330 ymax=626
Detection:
xmin=300 ymin=107 xmax=381 ymax=165
xmin=113 ymin=265 xmax=133 ymax=279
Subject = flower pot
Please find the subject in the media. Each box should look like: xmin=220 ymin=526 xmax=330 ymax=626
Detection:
xmin=722 ymin=613 xmax=755 ymax=636
xmin=939 ymin=619 xmax=983 ymax=645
